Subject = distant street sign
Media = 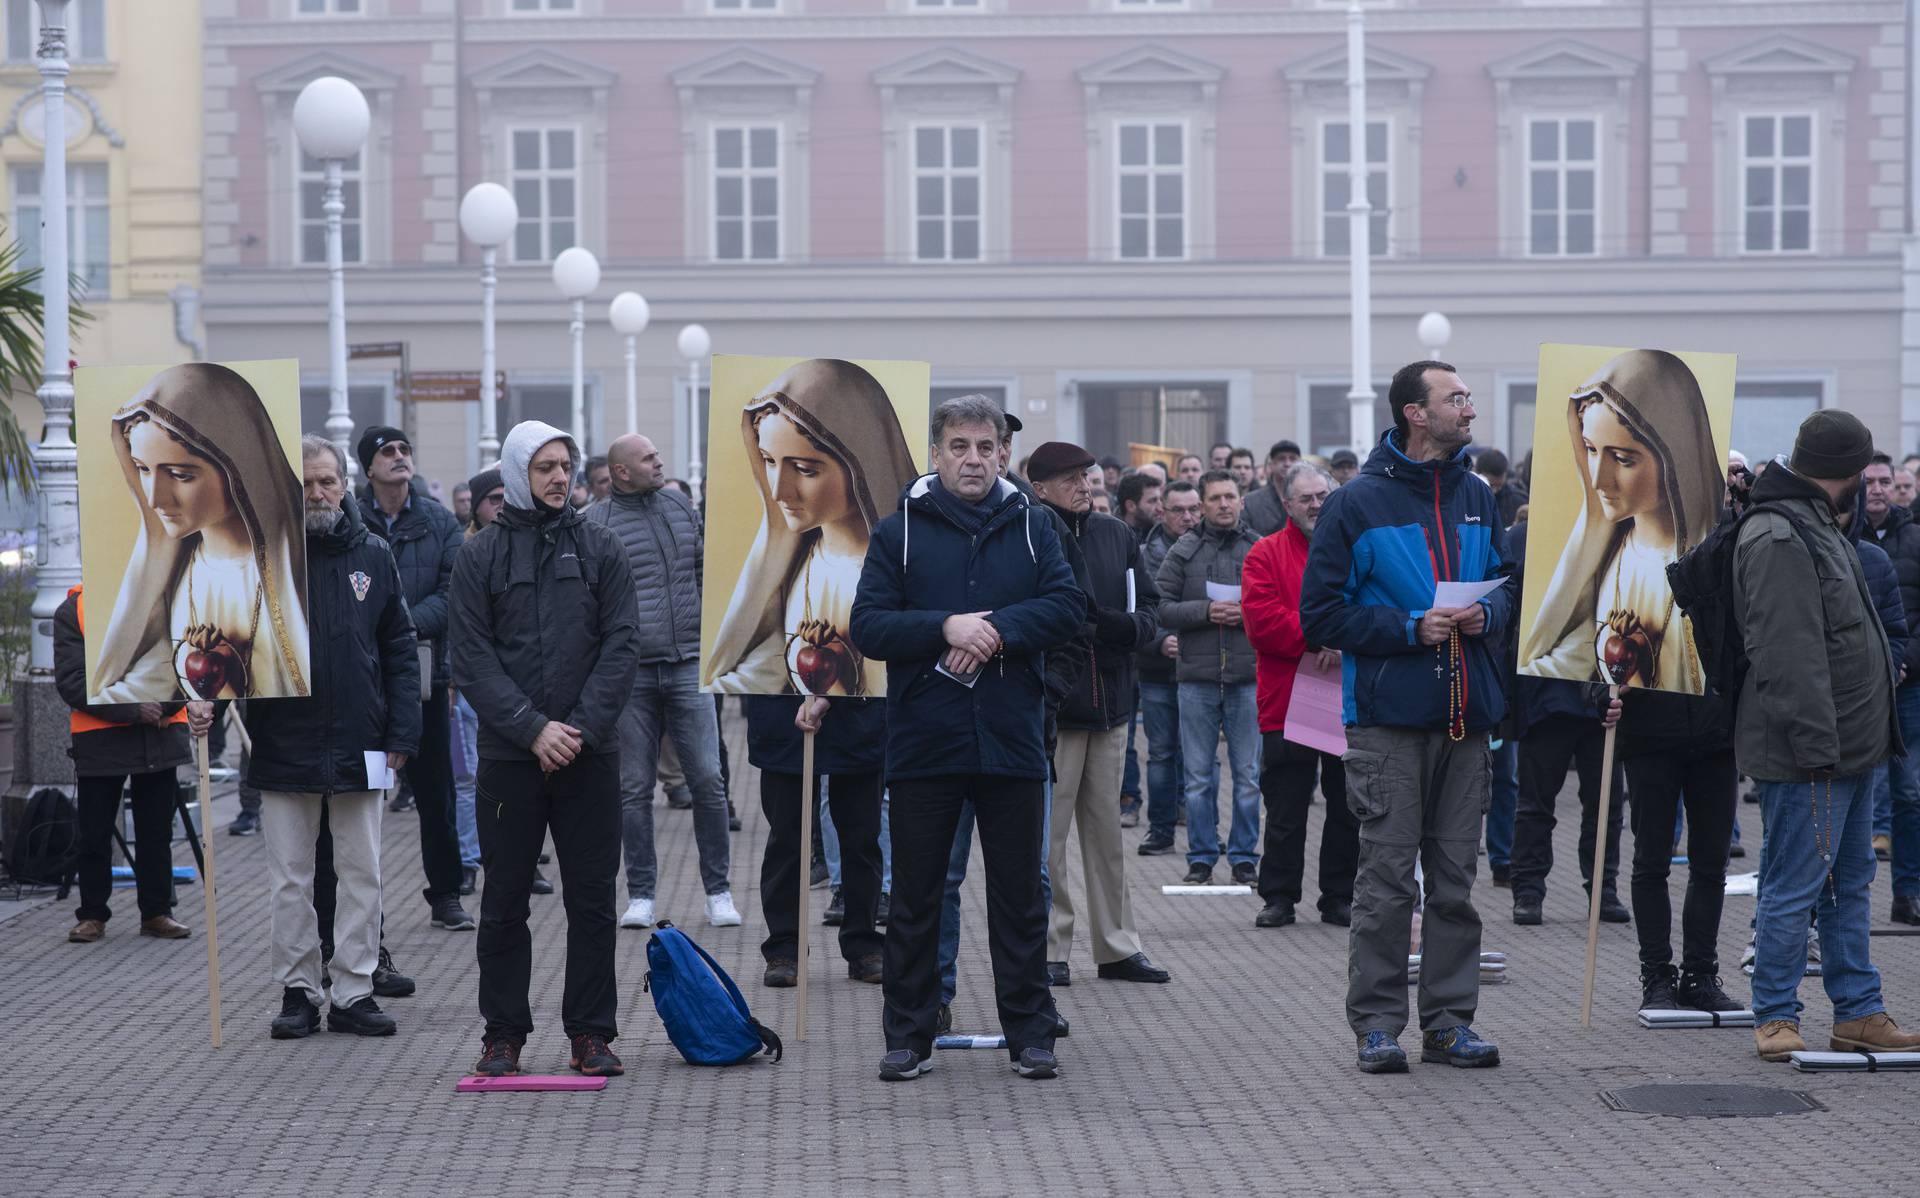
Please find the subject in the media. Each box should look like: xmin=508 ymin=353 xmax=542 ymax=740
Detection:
xmin=403 ymin=370 xmax=507 ymax=403
xmin=348 ymin=341 xmax=405 ymax=360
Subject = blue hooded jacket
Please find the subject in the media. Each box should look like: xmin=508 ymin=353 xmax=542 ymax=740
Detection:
xmin=1848 ymin=485 xmax=1910 ymax=672
xmin=1301 ymin=430 xmax=1514 ymax=733
xmin=850 ymin=474 xmax=1085 ymax=781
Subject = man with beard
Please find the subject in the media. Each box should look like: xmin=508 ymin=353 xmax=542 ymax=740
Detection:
xmin=255 ymin=436 xmax=420 ymax=1039
xmin=454 ymin=421 xmax=640 ymax=1078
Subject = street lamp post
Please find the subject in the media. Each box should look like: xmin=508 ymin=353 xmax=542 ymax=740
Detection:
xmin=1418 ymin=311 xmax=1452 ymax=360
xmin=677 ymin=323 xmax=711 ymax=491
xmin=552 ymin=247 xmax=600 ymax=452
xmin=1344 ymin=1 xmax=1376 ymax=451
xmin=26 ymin=0 xmax=75 ymax=676
xmin=459 ymin=182 xmax=518 ymax=464
xmin=292 ymin=75 xmax=371 ymax=479
xmin=609 ymin=291 xmax=650 ymax=438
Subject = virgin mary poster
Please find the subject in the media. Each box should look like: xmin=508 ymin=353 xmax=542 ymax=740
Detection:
xmin=700 ymin=355 xmax=929 ymax=697
xmin=1516 ymin=344 xmax=1735 ymax=695
xmin=77 ymin=360 xmax=311 ymax=703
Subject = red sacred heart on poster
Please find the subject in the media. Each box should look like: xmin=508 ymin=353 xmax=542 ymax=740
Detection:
xmin=175 ymin=624 xmax=248 ymax=700
xmin=790 ymin=618 xmax=855 ymax=696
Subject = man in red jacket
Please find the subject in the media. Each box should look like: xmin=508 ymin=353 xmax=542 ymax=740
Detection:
xmin=1241 ymin=463 xmax=1358 ymax=929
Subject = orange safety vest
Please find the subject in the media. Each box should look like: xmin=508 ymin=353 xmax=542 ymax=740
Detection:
xmin=68 ymin=585 xmax=189 ymax=735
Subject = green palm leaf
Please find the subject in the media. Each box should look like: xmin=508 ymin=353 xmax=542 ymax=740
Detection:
xmin=0 ymin=227 xmax=92 ymax=496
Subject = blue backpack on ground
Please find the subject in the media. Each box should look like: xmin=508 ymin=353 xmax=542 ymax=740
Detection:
xmin=644 ymin=921 xmax=783 ymax=1066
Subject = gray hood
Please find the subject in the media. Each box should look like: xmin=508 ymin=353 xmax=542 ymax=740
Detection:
xmin=499 ymin=420 xmax=579 ymax=510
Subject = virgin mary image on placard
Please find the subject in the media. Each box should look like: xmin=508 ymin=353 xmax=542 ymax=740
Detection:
xmin=1518 ymin=349 xmax=1725 ymax=694
xmin=84 ymin=362 xmax=310 ymax=703
xmin=702 ymin=359 xmax=919 ymax=697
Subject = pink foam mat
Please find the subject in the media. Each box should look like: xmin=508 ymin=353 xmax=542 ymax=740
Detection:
xmin=456 ymin=1075 xmax=608 ymax=1093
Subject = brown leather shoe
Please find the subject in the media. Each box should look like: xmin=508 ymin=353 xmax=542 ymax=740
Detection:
xmin=68 ymin=919 xmax=105 ymax=943
xmin=847 ymin=953 xmax=883 ymax=984
xmin=1754 ymin=1019 xmax=1806 ymax=1062
xmin=140 ymin=915 xmax=191 ymax=940
xmin=1829 ymin=1012 xmax=1920 ymax=1052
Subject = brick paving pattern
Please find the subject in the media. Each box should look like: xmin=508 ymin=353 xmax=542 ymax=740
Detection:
xmin=3 ymin=710 xmax=1916 ymax=1196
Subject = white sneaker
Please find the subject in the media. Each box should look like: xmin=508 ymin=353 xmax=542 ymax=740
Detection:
xmin=706 ymin=891 xmax=742 ymax=927
xmin=619 ymin=897 xmax=654 ymax=929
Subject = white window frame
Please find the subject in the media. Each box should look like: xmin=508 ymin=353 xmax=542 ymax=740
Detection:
xmin=1111 ymin=0 xmax=1190 ymax=8
xmin=505 ymin=0 xmax=579 ymax=11
xmin=708 ymin=0 xmax=781 ymax=11
xmin=1113 ymin=119 xmax=1188 ymax=263
xmin=1317 ymin=115 xmax=1392 ymax=259
xmin=10 ymin=161 xmax=109 ymax=295
xmin=908 ymin=0 xmax=984 ymax=8
xmin=295 ymin=146 xmax=364 ymax=267
xmin=506 ymin=123 xmax=581 ymax=264
xmin=710 ymin=122 xmax=784 ymax=264
xmin=294 ymin=0 xmax=366 ymax=14
xmin=1523 ymin=114 xmax=1600 ymax=258
xmin=1739 ymin=111 xmax=1816 ymax=256
xmin=910 ymin=122 xmax=986 ymax=263
xmin=10 ymin=0 xmax=106 ymax=62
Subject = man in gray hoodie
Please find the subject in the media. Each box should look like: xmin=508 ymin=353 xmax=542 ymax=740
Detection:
xmin=452 ymin=421 xmax=640 ymax=1079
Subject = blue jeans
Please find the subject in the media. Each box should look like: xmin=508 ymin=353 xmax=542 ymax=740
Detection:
xmin=452 ymin=693 xmax=481 ymax=869
xmin=823 ymin=781 xmax=891 ymax=893
xmin=617 ymin=661 xmax=732 ymax=898
xmin=1178 ymin=681 xmax=1262 ymax=868
xmin=1895 ymin=686 xmax=1920 ymax=898
xmin=1750 ymin=773 xmax=1883 ymax=1026
xmin=1141 ymin=679 xmax=1214 ymax=839
xmin=938 ymin=778 xmax=1052 ymax=1006
xmin=1485 ymin=737 xmax=1518 ymax=869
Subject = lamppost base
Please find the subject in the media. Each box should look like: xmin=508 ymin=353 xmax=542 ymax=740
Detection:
xmin=1 ymin=675 xmax=77 ymax=849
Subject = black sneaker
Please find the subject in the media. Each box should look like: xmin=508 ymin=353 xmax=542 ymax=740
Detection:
xmin=810 ymin=859 xmax=830 ymax=889
xmin=1012 ymin=1048 xmax=1058 ymax=1079
xmin=1137 ymin=832 xmax=1175 ymax=856
xmin=1677 ymin=971 xmax=1744 ymax=1013
xmin=1182 ymin=863 xmax=1213 ymax=885
xmin=822 ymin=889 xmax=845 ymax=926
xmin=1512 ymin=899 xmax=1543 ymax=926
xmin=372 ymin=945 xmax=416 ymax=998
xmin=874 ymin=893 xmax=891 ymax=927
xmin=327 ymin=996 xmax=396 ymax=1036
xmin=935 ymin=1004 xmax=952 ymax=1036
xmin=1255 ymin=900 xmax=1296 ymax=928
xmin=878 ymin=1049 xmax=932 ymax=1081
xmin=1597 ymin=892 xmax=1632 ymax=924
xmin=270 ymin=987 xmax=320 ymax=1040
xmin=1639 ymin=963 xmax=1679 ymax=1011
xmin=473 ymin=1038 xmax=522 ymax=1077
xmin=228 ymin=810 xmax=260 ymax=837
xmin=531 ymin=869 xmax=554 ymax=896
xmin=433 ymin=899 xmax=477 ymax=930
xmin=459 ymin=866 xmax=477 ymax=897
xmin=1231 ymin=862 xmax=1258 ymax=887
xmin=1321 ymin=899 xmax=1353 ymax=927
xmin=570 ymin=1033 xmax=624 ymax=1076
xmin=728 ymin=799 xmax=742 ymax=832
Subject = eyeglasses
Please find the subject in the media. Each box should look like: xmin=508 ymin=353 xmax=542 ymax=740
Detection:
xmin=1428 ymin=394 xmax=1473 ymax=411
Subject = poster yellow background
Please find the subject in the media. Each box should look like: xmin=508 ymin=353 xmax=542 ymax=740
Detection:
xmin=698 ymin=354 xmax=930 ymax=696
xmin=76 ymin=359 xmax=305 ymax=695
xmin=1516 ymin=343 xmax=1736 ymax=693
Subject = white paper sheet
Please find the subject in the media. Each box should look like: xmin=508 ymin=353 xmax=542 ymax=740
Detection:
xmin=1160 ymin=884 xmax=1253 ymax=896
xmin=1791 ymin=1050 xmax=1920 ymax=1072
xmin=1724 ymin=872 xmax=1759 ymax=896
xmin=1205 ymin=581 xmax=1242 ymax=602
xmin=935 ymin=1034 xmax=1006 ymax=1050
xmin=1432 ymin=577 xmax=1507 ymax=610
xmin=1126 ymin=569 xmax=1136 ymax=613
xmin=365 ymin=751 xmax=396 ymax=791
xmin=1637 ymin=1008 xmax=1756 ymax=1028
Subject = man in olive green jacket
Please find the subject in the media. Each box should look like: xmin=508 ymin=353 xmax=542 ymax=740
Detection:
xmin=1736 ymin=410 xmax=1919 ymax=1062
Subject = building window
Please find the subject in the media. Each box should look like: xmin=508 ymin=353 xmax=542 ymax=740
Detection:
xmin=1742 ymin=114 xmax=1813 ymax=255
xmin=912 ymin=0 xmax=981 ymax=7
xmin=1321 ymin=119 xmax=1389 ymax=257
xmin=712 ymin=125 xmax=780 ymax=262
xmin=8 ymin=0 xmax=106 ymax=61
xmin=300 ymin=383 xmax=390 ymax=450
xmin=1117 ymin=122 xmax=1185 ymax=261
xmin=1307 ymin=379 xmax=1392 ymax=457
xmin=1079 ymin=383 xmax=1225 ymax=464
xmin=1526 ymin=117 xmax=1597 ymax=257
xmin=509 ymin=0 xmax=576 ymax=9
xmin=913 ymin=125 xmax=983 ymax=262
xmin=710 ymin=0 xmax=779 ymax=10
xmin=297 ymin=149 xmax=363 ymax=265
xmin=1506 ymin=381 xmax=1537 ymax=464
xmin=296 ymin=0 xmax=363 ymax=13
xmin=1114 ymin=0 xmax=1188 ymax=6
xmin=10 ymin=162 xmax=109 ymax=294
xmin=1732 ymin=379 xmax=1823 ymax=461
xmin=509 ymin=127 xmax=578 ymax=263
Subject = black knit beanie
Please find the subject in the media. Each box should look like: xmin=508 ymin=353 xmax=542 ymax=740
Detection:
xmin=1789 ymin=410 xmax=1873 ymax=480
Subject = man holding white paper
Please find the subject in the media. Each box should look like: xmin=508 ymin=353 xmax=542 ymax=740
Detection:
xmin=1301 ymin=361 xmax=1513 ymax=1075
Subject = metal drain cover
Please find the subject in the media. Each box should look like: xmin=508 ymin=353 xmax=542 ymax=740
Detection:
xmin=1601 ymin=1084 xmax=1823 ymax=1118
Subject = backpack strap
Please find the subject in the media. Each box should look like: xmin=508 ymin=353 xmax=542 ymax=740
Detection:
xmin=678 ymin=931 xmax=785 ymax=1062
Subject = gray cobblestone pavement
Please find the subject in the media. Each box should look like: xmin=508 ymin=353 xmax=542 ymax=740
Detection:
xmin=3 ymin=713 xmax=1917 ymax=1196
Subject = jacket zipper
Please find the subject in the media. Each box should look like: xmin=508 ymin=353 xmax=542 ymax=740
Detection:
xmin=640 ymin=496 xmax=679 ymax=640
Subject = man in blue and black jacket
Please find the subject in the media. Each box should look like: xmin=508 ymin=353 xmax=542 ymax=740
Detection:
xmin=1301 ymin=360 xmax=1512 ymax=1075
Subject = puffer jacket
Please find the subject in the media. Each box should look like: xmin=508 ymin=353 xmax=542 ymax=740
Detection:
xmin=1867 ymin=501 xmax=1920 ymax=683
xmin=1047 ymin=505 xmax=1159 ymax=732
xmin=357 ymin=478 xmax=462 ymax=686
xmin=54 ymin=589 xmax=191 ymax=778
xmin=1847 ymin=488 xmax=1909 ymax=676
xmin=1136 ymin=523 xmax=1183 ymax=683
xmin=586 ymin=485 xmax=702 ymax=664
xmin=245 ymin=494 xmax=422 ymax=794
xmin=1241 ymin=481 xmax=1289 ymax=539
xmin=1156 ymin=520 xmax=1260 ymax=686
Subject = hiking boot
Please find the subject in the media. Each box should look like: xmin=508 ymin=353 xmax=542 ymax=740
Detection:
xmin=68 ymin=919 xmax=105 ymax=943
xmin=1512 ymin=899 xmax=1543 ymax=925
xmin=935 ymin=1004 xmax=953 ymax=1036
xmin=570 ymin=1033 xmax=624 ymax=1076
xmin=1254 ymin=900 xmax=1296 ymax=929
xmin=1639 ymin=964 xmax=1679 ymax=1011
xmin=1012 ymin=1048 xmax=1059 ymax=1080
xmin=1677 ymin=971 xmax=1743 ymax=1013
xmin=1231 ymin=862 xmax=1258 ymax=887
xmin=1137 ymin=832 xmax=1175 ymax=856
xmin=1356 ymin=1031 xmax=1408 ymax=1074
xmin=473 ymin=1038 xmax=522 ymax=1077
xmin=228 ymin=810 xmax=260 ymax=837
xmin=878 ymin=1049 xmax=932 ymax=1081
xmin=1321 ymin=899 xmax=1353 ymax=927
xmin=1829 ymin=1012 xmax=1920 ymax=1053
xmin=763 ymin=958 xmax=797 ymax=987
xmin=822 ymin=888 xmax=844 ymax=926
xmin=372 ymin=945 xmax=416 ymax=999
xmin=875 ymin=892 xmax=891 ymax=926
xmin=1754 ymin=1019 xmax=1805 ymax=1062
xmin=1421 ymin=1025 xmax=1500 ymax=1068
xmin=431 ymin=899 xmax=476 ymax=931
xmin=706 ymin=891 xmax=743 ymax=927
xmin=531 ymin=868 xmax=554 ymax=896
xmin=848 ymin=954 xmax=883 ymax=984
xmin=270 ymin=988 xmax=321 ymax=1040
xmin=1597 ymin=891 xmax=1632 ymax=924
xmin=1892 ymin=895 xmax=1920 ymax=926
xmin=327 ymin=996 xmax=396 ymax=1037
xmin=1182 ymin=863 xmax=1213 ymax=885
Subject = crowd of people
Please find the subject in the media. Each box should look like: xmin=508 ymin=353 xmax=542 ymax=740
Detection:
xmin=55 ymin=358 xmax=1920 ymax=1079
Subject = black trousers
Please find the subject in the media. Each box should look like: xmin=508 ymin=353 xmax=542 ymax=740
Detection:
xmin=760 ymin=770 xmax=883 ymax=964
xmin=1510 ymin=714 xmax=1624 ymax=902
xmin=476 ymin=753 xmax=621 ymax=1044
xmin=1256 ymin=732 xmax=1357 ymax=910
xmin=886 ymin=773 xmax=1054 ymax=1060
xmin=74 ymin=771 xmax=177 ymax=923
xmin=1626 ymin=747 xmax=1736 ymax=974
xmin=408 ymin=686 xmax=463 ymax=907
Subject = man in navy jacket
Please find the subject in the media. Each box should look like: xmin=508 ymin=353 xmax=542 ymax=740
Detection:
xmin=851 ymin=395 xmax=1084 ymax=1083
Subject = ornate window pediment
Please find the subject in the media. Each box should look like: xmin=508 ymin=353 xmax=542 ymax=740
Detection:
xmin=1488 ymin=38 xmax=1637 ymax=106
xmin=1078 ymin=45 xmax=1225 ymax=105
xmin=1702 ymin=35 xmax=1853 ymax=102
xmin=873 ymin=46 xmax=1020 ymax=99
xmin=1283 ymin=44 xmax=1429 ymax=107
xmin=252 ymin=50 xmax=402 ymax=100
xmin=471 ymin=47 xmax=617 ymax=102
xmin=672 ymin=45 xmax=820 ymax=101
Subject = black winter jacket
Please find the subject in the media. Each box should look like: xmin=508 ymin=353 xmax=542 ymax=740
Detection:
xmin=586 ymin=486 xmax=702 ymax=664
xmin=54 ymin=590 xmax=191 ymax=778
xmin=357 ymin=479 xmax=462 ymax=686
xmin=245 ymin=495 xmax=422 ymax=793
xmin=744 ymin=695 xmax=887 ymax=776
xmin=1503 ymin=521 xmax=1608 ymax=739
xmin=1135 ymin=523 xmax=1182 ymax=684
xmin=450 ymin=501 xmax=640 ymax=762
xmin=1868 ymin=502 xmax=1920 ymax=684
xmin=1046 ymin=505 xmax=1159 ymax=731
